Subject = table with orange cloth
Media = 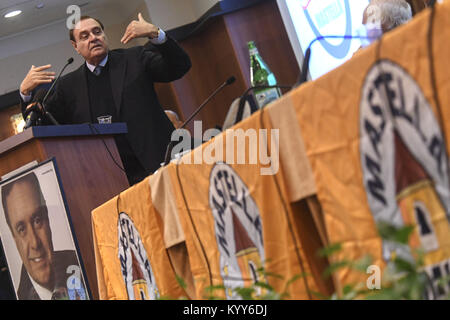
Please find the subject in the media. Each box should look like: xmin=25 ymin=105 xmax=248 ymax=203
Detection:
xmin=91 ymin=3 xmax=450 ymax=300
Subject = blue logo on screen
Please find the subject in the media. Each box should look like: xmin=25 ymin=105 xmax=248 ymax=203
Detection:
xmin=304 ymin=0 xmax=352 ymax=59
xmin=315 ymin=1 xmax=343 ymax=28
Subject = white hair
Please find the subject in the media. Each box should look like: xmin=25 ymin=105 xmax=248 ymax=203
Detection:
xmin=364 ymin=0 xmax=413 ymax=32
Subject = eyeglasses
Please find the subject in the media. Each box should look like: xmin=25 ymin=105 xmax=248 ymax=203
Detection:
xmin=77 ymin=27 xmax=104 ymax=42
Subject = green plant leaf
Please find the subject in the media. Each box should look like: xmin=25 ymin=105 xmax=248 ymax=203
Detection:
xmin=377 ymin=221 xmax=414 ymax=245
xmin=175 ymin=274 xmax=187 ymax=289
xmin=365 ymin=288 xmax=399 ymax=300
xmin=342 ymin=284 xmax=355 ymax=295
xmin=342 ymin=290 xmax=357 ymax=300
xmin=233 ymin=287 xmax=255 ymax=300
xmin=323 ymin=260 xmax=350 ymax=278
xmin=257 ymin=270 xmax=284 ymax=280
xmin=351 ymin=254 xmax=373 ymax=272
xmin=284 ymin=273 xmax=309 ymax=291
xmin=309 ymin=290 xmax=329 ymax=300
xmin=254 ymin=281 xmax=274 ymax=291
xmin=318 ymin=243 xmax=342 ymax=258
xmin=260 ymin=291 xmax=282 ymax=300
xmin=393 ymin=257 xmax=416 ymax=273
xmin=203 ymin=284 xmax=226 ymax=300
xmin=204 ymin=284 xmax=226 ymax=292
xmin=436 ymin=273 xmax=450 ymax=288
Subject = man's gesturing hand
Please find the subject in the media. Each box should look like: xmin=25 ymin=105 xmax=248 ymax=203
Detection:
xmin=121 ymin=13 xmax=159 ymax=45
xmin=20 ymin=65 xmax=55 ymax=96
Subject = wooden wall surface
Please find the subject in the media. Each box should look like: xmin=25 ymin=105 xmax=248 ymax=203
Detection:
xmin=156 ymin=0 xmax=299 ymax=134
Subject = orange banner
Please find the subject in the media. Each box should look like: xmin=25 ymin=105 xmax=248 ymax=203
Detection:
xmin=160 ymin=105 xmax=326 ymax=300
xmin=91 ymin=98 xmax=328 ymax=299
xmin=290 ymin=4 xmax=450 ymax=298
xmin=92 ymin=178 xmax=186 ymax=300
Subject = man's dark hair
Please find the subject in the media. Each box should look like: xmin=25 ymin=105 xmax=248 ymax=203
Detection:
xmin=1 ymin=172 xmax=46 ymax=230
xmin=69 ymin=15 xmax=105 ymax=42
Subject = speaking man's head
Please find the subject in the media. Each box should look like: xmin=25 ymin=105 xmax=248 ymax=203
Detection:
xmin=1 ymin=173 xmax=55 ymax=290
xmin=70 ymin=16 xmax=109 ymax=66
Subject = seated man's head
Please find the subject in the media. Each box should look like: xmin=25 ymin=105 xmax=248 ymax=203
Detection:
xmin=363 ymin=0 xmax=412 ymax=33
xmin=165 ymin=110 xmax=183 ymax=129
xmin=1 ymin=173 xmax=54 ymax=290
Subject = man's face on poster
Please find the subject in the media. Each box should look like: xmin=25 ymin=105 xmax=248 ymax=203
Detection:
xmin=5 ymin=180 xmax=54 ymax=289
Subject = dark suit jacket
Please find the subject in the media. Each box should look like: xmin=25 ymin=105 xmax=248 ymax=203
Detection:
xmin=17 ymin=250 xmax=85 ymax=300
xmin=22 ymin=38 xmax=191 ymax=174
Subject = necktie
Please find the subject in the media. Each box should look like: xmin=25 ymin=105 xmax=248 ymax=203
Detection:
xmin=93 ymin=66 xmax=102 ymax=76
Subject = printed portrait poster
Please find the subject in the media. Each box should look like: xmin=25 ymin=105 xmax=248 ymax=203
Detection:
xmin=0 ymin=159 xmax=89 ymax=300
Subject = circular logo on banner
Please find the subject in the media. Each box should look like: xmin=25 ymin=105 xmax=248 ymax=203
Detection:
xmin=118 ymin=212 xmax=159 ymax=300
xmin=360 ymin=59 xmax=450 ymax=263
xmin=209 ymin=163 xmax=265 ymax=299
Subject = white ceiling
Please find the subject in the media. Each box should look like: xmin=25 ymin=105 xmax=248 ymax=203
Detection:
xmin=0 ymin=0 xmax=144 ymax=39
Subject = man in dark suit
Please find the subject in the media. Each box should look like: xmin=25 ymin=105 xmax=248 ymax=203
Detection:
xmin=19 ymin=14 xmax=191 ymax=185
xmin=1 ymin=172 xmax=88 ymax=300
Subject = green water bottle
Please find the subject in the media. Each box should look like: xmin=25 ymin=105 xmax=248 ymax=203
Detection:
xmin=248 ymin=40 xmax=281 ymax=108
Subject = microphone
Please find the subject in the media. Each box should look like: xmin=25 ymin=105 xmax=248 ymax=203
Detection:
xmin=225 ymin=76 xmax=236 ymax=86
xmin=162 ymin=76 xmax=237 ymax=165
xmin=39 ymin=57 xmax=74 ymax=125
xmin=295 ymin=47 xmax=311 ymax=88
xmin=24 ymin=89 xmax=47 ymax=129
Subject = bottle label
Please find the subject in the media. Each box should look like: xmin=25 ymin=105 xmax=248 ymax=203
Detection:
xmin=255 ymin=88 xmax=280 ymax=108
xmin=249 ymin=48 xmax=259 ymax=56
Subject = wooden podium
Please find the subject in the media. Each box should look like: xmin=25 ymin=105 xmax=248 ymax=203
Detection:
xmin=0 ymin=123 xmax=130 ymax=300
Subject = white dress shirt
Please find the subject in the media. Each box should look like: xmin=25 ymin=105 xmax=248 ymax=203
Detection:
xmin=28 ymin=272 xmax=53 ymax=300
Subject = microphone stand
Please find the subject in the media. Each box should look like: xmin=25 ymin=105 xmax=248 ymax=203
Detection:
xmin=181 ymin=79 xmax=235 ymax=130
xmin=163 ymin=76 xmax=236 ymax=165
xmin=294 ymin=47 xmax=311 ymax=88
xmin=40 ymin=57 xmax=74 ymax=126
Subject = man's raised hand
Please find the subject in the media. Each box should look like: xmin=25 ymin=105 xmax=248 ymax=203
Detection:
xmin=121 ymin=13 xmax=159 ymax=45
xmin=20 ymin=65 xmax=55 ymax=96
